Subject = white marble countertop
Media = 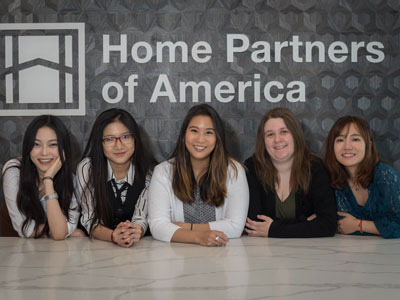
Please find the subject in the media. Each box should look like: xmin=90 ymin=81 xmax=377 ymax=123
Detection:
xmin=0 ymin=235 xmax=399 ymax=299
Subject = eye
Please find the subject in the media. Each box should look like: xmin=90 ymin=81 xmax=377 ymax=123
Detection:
xmin=352 ymin=137 xmax=361 ymax=142
xmin=33 ymin=142 xmax=40 ymax=147
xmin=265 ymin=133 xmax=274 ymax=138
xmin=50 ymin=143 xmax=58 ymax=147
xmin=190 ymin=128 xmax=198 ymax=134
xmin=206 ymin=130 xmax=214 ymax=135
xmin=121 ymin=135 xmax=130 ymax=140
xmin=335 ymin=138 xmax=344 ymax=143
xmin=280 ymin=129 xmax=289 ymax=135
xmin=103 ymin=137 xmax=114 ymax=143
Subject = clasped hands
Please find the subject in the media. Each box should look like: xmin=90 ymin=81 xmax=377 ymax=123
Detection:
xmin=245 ymin=213 xmax=317 ymax=237
xmin=112 ymin=221 xmax=144 ymax=247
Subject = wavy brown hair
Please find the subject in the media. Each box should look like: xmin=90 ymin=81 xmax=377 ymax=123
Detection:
xmin=170 ymin=104 xmax=237 ymax=207
xmin=324 ymin=116 xmax=379 ymax=189
xmin=253 ymin=107 xmax=314 ymax=194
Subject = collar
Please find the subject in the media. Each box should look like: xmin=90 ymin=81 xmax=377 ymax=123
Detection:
xmin=107 ymin=160 xmax=135 ymax=185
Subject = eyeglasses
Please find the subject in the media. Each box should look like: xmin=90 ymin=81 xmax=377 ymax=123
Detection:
xmin=102 ymin=134 xmax=134 ymax=147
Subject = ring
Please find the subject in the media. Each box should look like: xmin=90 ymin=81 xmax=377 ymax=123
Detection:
xmin=215 ymin=236 xmax=219 ymax=241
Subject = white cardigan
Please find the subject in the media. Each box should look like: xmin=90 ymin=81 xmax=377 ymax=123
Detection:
xmin=148 ymin=160 xmax=249 ymax=242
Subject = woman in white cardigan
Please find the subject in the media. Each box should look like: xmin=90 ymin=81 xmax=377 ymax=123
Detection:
xmin=148 ymin=104 xmax=249 ymax=246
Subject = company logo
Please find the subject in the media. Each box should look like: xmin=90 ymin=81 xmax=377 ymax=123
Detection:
xmin=0 ymin=23 xmax=85 ymax=116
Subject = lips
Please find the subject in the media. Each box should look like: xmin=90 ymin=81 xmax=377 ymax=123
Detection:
xmin=193 ymin=145 xmax=206 ymax=151
xmin=38 ymin=158 xmax=53 ymax=164
xmin=274 ymin=144 xmax=287 ymax=150
xmin=342 ymin=153 xmax=355 ymax=158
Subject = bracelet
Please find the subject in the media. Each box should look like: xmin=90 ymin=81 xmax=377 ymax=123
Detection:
xmin=43 ymin=192 xmax=58 ymax=201
xmin=358 ymin=219 xmax=363 ymax=233
xmin=42 ymin=176 xmax=53 ymax=181
xmin=111 ymin=229 xmax=117 ymax=244
xmin=190 ymin=223 xmax=193 ymax=231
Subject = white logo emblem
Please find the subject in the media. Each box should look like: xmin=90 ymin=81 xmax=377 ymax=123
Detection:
xmin=0 ymin=23 xmax=85 ymax=116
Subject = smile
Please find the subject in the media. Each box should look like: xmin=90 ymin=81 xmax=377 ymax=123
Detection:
xmin=193 ymin=146 xmax=206 ymax=151
xmin=342 ymin=153 xmax=355 ymax=158
xmin=274 ymin=145 xmax=287 ymax=150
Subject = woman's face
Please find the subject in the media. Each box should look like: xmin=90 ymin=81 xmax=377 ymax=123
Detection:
xmin=185 ymin=115 xmax=217 ymax=165
xmin=264 ymin=117 xmax=295 ymax=165
xmin=102 ymin=121 xmax=135 ymax=168
xmin=30 ymin=126 xmax=60 ymax=176
xmin=334 ymin=123 xmax=366 ymax=175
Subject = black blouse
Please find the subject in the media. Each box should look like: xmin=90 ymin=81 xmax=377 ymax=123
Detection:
xmin=245 ymin=156 xmax=337 ymax=238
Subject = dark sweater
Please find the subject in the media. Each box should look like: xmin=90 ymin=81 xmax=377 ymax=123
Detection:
xmin=245 ymin=156 xmax=337 ymax=238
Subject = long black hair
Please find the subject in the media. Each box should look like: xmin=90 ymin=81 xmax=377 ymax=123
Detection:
xmin=4 ymin=115 xmax=75 ymax=238
xmin=170 ymin=104 xmax=237 ymax=207
xmin=81 ymin=108 xmax=154 ymax=234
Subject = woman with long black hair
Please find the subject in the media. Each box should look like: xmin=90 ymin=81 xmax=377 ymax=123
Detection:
xmin=148 ymin=104 xmax=249 ymax=246
xmin=2 ymin=115 xmax=81 ymax=239
xmin=76 ymin=108 xmax=154 ymax=247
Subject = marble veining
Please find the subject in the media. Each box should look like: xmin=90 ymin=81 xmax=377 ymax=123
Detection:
xmin=1 ymin=235 xmax=400 ymax=299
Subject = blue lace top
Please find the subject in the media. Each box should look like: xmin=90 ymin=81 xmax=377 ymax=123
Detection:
xmin=335 ymin=162 xmax=400 ymax=239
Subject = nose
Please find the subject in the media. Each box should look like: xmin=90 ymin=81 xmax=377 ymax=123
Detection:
xmin=196 ymin=133 xmax=206 ymax=143
xmin=114 ymin=137 xmax=124 ymax=148
xmin=344 ymin=138 xmax=352 ymax=149
xmin=41 ymin=145 xmax=49 ymax=155
xmin=274 ymin=133 xmax=282 ymax=142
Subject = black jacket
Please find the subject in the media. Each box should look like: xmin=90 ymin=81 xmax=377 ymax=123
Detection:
xmin=245 ymin=156 xmax=337 ymax=238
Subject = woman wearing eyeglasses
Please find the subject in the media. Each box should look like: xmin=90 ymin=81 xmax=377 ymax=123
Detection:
xmin=76 ymin=108 xmax=154 ymax=247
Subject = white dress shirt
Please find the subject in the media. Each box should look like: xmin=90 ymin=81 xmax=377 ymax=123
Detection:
xmin=148 ymin=159 xmax=249 ymax=242
xmin=2 ymin=158 xmax=80 ymax=238
xmin=76 ymin=157 xmax=150 ymax=234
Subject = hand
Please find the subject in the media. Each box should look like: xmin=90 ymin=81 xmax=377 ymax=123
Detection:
xmin=69 ymin=229 xmax=86 ymax=237
xmin=307 ymin=214 xmax=317 ymax=221
xmin=245 ymin=215 xmax=273 ymax=237
xmin=197 ymin=230 xmax=228 ymax=247
xmin=337 ymin=211 xmax=359 ymax=234
xmin=111 ymin=221 xmax=137 ymax=247
xmin=44 ymin=156 xmax=63 ymax=179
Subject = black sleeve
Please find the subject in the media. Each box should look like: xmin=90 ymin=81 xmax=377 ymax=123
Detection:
xmin=268 ymin=158 xmax=337 ymax=238
xmin=245 ymin=157 xmax=273 ymax=221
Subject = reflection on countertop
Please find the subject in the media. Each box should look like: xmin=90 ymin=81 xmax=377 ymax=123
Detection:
xmin=1 ymin=235 xmax=400 ymax=299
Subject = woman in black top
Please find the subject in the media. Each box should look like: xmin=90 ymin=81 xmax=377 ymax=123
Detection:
xmin=245 ymin=108 xmax=336 ymax=238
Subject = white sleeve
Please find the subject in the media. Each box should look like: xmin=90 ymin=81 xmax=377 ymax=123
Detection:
xmin=208 ymin=163 xmax=249 ymax=238
xmin=75 ymin=158 xmax=95 ymax=234
xmin=131 ymin=173 xmax=151 ymax=232
xmin=2 ymin=161 xmax=35 ymax=238
xmin=148 ymin=163 xmax=181 ymax=242
xmin=65 ymin=176 xmax=81 ymax=237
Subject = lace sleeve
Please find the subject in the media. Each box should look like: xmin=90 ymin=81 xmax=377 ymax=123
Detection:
xmin=370 ymin=163 xmax=400 ymax=239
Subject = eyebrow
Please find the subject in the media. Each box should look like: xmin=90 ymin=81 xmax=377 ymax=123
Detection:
xmin=265 ymin=127 xmax=287 ymax=133
xmin=336 ymin=133 xmax=361 ymax=137
xmin=188 ymin=125 xmax=215 ymax=130
xmin=34 ymin=138 xmax=58 ymax=142
xmin=102 ymin=131 xmax=131 ymax=137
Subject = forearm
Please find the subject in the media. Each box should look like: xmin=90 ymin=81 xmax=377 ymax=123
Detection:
xmin=360 ymin=220 xmax=380 ymax=235
xmin=91 ymin=224 xmax=113 ymax=242
xmin=44 ymin=181 xmax=68 ymax=240
xmin=171 ymin=228 xmax=204 ymax=244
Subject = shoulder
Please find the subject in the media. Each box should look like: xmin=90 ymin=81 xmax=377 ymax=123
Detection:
xmin=373 ymin=162 xmax=400 ymax=182
xmin=227 ymin=159 xmax=245 ymax=178
xmin=2 ymin=158 xmax=21 ymax=176
xmin=244 ymin=156 xmax=256 ymax=173
xmin=76 ymin=157 xmax=92 ymax=172
xmin=153 ymin=160 xmax=174 ymax=177
xmin=310 ymin=156 xmax=327 ymax=174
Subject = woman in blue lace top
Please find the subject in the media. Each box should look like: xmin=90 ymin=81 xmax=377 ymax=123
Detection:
xmin=324 ymin=116 xmax=400 ymax=238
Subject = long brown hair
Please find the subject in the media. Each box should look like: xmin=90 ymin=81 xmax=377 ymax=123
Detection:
xmin=253 ymin=107 xmax=313 ymax=194
xmin=170 ymin=104 xmax=237 ymax=207
xmin=324 ymin=116 xmax=379 ymax=189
